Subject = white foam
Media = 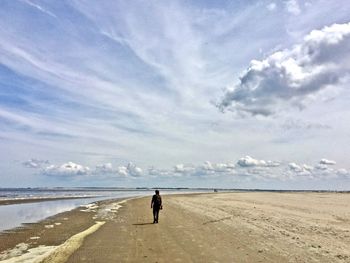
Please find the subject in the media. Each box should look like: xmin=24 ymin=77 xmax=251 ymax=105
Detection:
xmin=44 ymin=225 xmax=54 ymax=229
xmin=79 ymin=203 xmax=98 ymax=212
xmin=0 ymin=221 xmax=105 ymax=263
xmin=0 ymin=243 xmax=29 ymax=260
xmin=96 ymin=199 xmax=128 ymax=220
xmin=0 ymin=245 xmax=56 ymax=263
xmin=40 ymin=221 xmax=105 ymax=263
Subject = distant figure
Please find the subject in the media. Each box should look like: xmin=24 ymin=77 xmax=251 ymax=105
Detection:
xmin=151 ymin=190 xmax=162 ymax=223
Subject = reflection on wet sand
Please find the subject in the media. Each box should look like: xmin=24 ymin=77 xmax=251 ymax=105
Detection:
xmin=0 ymin=198 xmax=102 ymax=232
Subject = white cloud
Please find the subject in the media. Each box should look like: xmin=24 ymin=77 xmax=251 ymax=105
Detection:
xmin=285 ymin=0 xmax=301 ymax=15
xmin=43 ymin=162 xmax=90 ymax=176
xmin=286 ymin=161 xmax=350 ymax=180
xmin=200 ymin=161 xmax=235 ymax=173
xmin=126 ymin=162 xmax=143 ymax=177
xmin=320 ymin=158 xmax=336 ymax=165
xmin=116 ymin=162 xmax=143 ymax=177
xmin=303 ymin=164 xmax=314 ymax=171
xmin=288 ymin=162 xmax=302 ymax=171
xmin=218 ymin=22 xmax=350 ymax=116
xmin=39 ymin=160 xmax=142 ymax=178
xmin=237 ymin=156 xmax=279 ymax=167
xmin=34 ymin=156 xmax=349 ymax=182
xmin=174 ymin=164 xmax=194 ymax=173
xmin=288 ymin=162 xmax=313 ymax=173
xmin=173 ymin=161 xmax=237 ymax=177
xmin=23 ymin=158 xmax=49 ymax=168
xmin=116 ymin=166 xmax=128 ymax=177
xmin=238 ymin=156 xmax=266 ymax=167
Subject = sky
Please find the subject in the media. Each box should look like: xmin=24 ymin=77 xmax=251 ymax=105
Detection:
xmin=1 ymin=0 xmax=350 ymax=189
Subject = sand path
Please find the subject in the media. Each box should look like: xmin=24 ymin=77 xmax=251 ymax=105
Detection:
xmin=66 ymin=195 xmax=283 ymax=262
xmin=65 ymin=192 xmax=350 ymax=262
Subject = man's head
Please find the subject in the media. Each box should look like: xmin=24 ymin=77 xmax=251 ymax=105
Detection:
xmin=155 ymin=190 xmax=159 ymax=195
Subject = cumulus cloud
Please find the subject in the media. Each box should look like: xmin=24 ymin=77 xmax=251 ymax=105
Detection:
xmin=172 ymin=159 xmax=280 ymax=179
xmin=320 ymin=158 xmax=336 ymax=165
xmin=39 ymin=160 xmax=143 ymax=178
xmin=174 ymin=164 xmax=195 ymax=173
xmin=285 ymin=161 xmax=350 ymax=180
xmin=23 ymin=158 xmax=49 ymax=168
xmin=237 ymin=156 xmax=280 ymax=167
xmin=172 ymin=161 xmax=236 ymax=177
xmin=200 ymin=161 xmax=235 ymax=173
xmin=116 ymin=166 xmax=128 ymax=177
xmin=288 ymin=162 xmax=313 ymax=175
xmin=116 ymin=162 xmax=143 ymax=177
xmin=218 ymin=22 xmax=350 ymax=116
xmin=43 ymin=162 xmax=90 ymax=176
xmin=127 ymin=162 xmax=143 ymax=177
xmin=36 ymin=157 xmax=348 ymax=181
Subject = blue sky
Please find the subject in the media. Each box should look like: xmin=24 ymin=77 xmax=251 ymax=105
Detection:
xmin=1 ymin=0 xmax=350 ymax=189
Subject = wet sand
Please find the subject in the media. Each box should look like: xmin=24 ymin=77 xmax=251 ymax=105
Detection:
xmin=1 ymin=192 xmax=349 ymax=262
xmin=0 ymin=196 xmax=97 ymax=206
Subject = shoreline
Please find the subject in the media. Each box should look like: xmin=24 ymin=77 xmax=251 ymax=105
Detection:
xmin=0 ymin=196 xmax=100 ymax=206
xmin=0 ymin=196 xmax=131 ymax=262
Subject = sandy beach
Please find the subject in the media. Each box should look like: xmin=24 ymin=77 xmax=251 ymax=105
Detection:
xmin=0 ymin=192 xmax=349 ymax=262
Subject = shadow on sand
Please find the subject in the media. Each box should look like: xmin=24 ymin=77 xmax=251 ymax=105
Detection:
xmin=132 ymin=222 xmax=154 ymax=226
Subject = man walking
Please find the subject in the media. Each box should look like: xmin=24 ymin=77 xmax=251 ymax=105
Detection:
xmin=151 ymin=190 xmax=162 ymax=223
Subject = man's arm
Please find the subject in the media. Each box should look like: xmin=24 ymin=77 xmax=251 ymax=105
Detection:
xmin=151 ymin=195 xmax=154 ymax=208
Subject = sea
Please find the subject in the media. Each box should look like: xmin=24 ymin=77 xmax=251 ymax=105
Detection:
xmin=0 ymin=187 xmax=209 ymax=232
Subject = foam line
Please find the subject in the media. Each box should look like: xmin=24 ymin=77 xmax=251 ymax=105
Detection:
xmin=38 ymin=221 xmax=105 ymax=263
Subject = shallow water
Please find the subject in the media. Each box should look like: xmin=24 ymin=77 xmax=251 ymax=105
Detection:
xmin=0 ymin=191 xmax=149 ymax=232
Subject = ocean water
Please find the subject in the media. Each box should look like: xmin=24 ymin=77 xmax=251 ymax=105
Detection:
xmin=0 ymin=188 xmax=208 ymax=232
xmin=0 ymin=187 xmax=146 ymax=200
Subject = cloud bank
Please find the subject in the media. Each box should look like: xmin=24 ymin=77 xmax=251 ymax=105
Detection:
xmin=219 ymin=22 xmax=350 ymax=116
xmin=24 ymin=155 xmax=349 ymax=183
xmin=41 ymin=161 xmax=143 ymax=178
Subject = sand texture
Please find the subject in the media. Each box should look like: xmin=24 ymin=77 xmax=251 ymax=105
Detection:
xmin=1 ymin=192 xmax=350 ymax=262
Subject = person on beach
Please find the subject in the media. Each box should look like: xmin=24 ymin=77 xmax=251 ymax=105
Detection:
xmin=151 ymin=190 xmax=162 ymax=223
